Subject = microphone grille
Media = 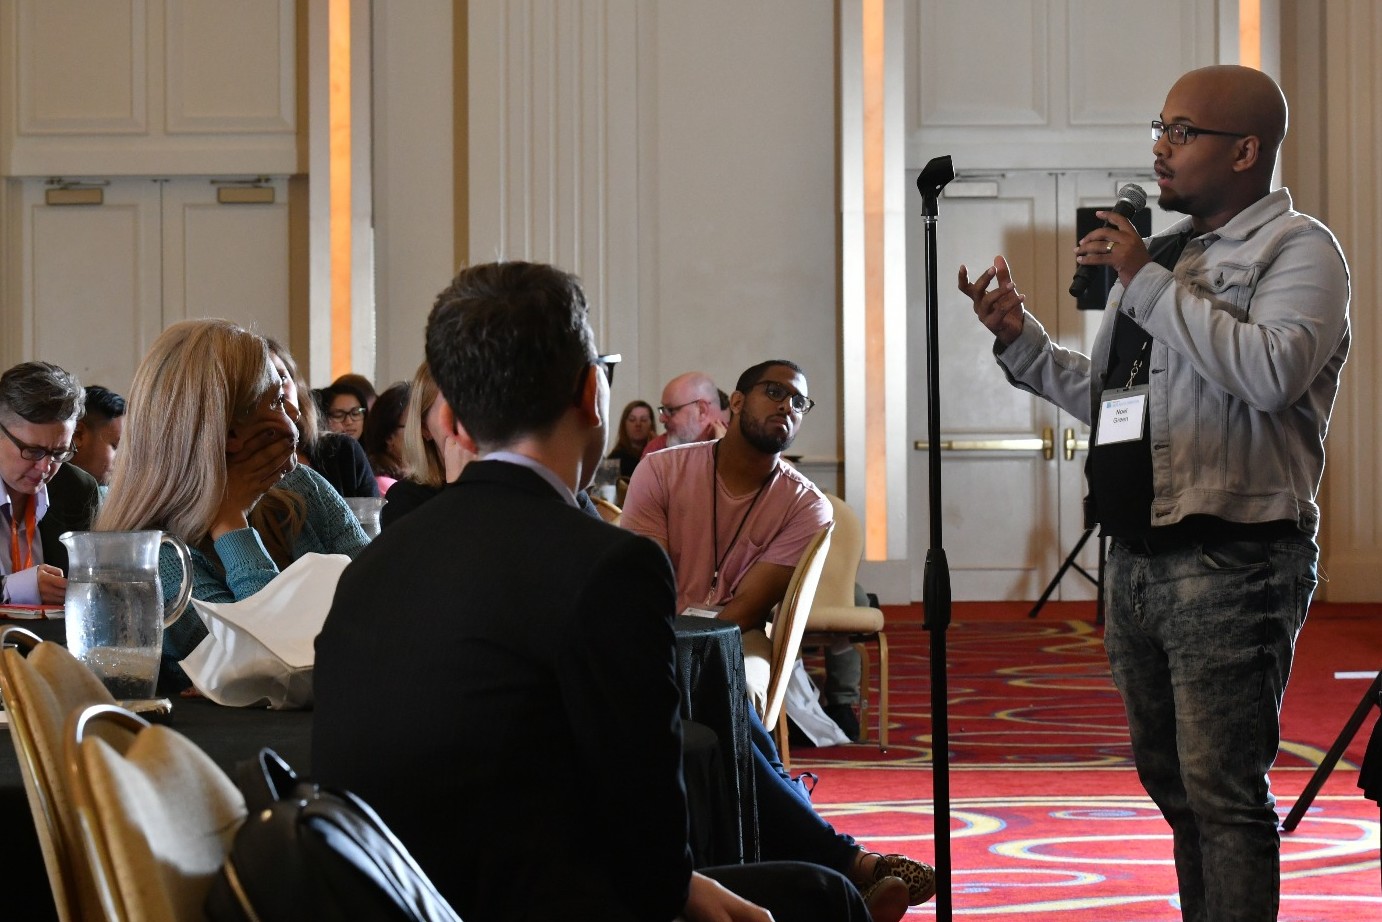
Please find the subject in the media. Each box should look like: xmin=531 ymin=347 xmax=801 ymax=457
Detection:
xmin=1117 ymin=183 xmax=1147 ymax=211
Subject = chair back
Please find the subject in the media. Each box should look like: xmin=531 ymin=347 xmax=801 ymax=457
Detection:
xmin=66 ymin=703 xmax=247 ymax=922
xmin=761 ymin=522 xmax=834 ymax=731
xmin=816 ymin=493 xmax=865 ymax=610
xmin=0 ymin=626 xmax=117 ymax=921
xmin=590 ymin=495 xmax=622 ymax=525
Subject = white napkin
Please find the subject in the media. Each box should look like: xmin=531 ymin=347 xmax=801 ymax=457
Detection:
xmin=180 ymin=552 xmax=351 ymax=709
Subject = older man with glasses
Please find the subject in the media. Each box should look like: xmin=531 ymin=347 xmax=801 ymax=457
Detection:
xmin=0 ymin=361 xmax=100 ymax=606
xmin=638 ymin=370 xmax=729 ymax=460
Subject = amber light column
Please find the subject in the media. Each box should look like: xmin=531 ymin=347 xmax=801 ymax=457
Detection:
xmin=329 ymin=0 xmax=352 ymax=378
xmin=860 ymin=0 xmax=888 ymax=557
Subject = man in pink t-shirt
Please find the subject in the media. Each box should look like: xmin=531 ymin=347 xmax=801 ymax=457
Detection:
xmin=623 ymin=360 xmax=937 ymax=907
xmin=623 ymin=360 xmax=830 ymax=631
xmin=623 ymin=359 xmax=866 ymax=740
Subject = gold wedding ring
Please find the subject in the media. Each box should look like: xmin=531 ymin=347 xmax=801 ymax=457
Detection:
xmin=1106 ymin=241 xmax=1115 ymax=253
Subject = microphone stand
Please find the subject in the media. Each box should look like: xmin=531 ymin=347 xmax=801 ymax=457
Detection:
xmin=916 ymin=155 xmax=955 ymax=921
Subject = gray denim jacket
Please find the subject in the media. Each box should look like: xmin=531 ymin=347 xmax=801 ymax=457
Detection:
xmin=996 ymin=188 xmax=1351 ymax=536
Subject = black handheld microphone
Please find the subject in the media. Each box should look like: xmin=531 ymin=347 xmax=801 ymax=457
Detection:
xmin=1068 ymin=183 xmax=1147 ymax=298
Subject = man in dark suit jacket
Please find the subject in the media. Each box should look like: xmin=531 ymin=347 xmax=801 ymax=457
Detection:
xmin=313 ymin=261 xmax=881 ymax=922
xmin=0 ymin=361 xmax=96 ymax=605
xmin=38 ymin=462 xmax=101 ymax=570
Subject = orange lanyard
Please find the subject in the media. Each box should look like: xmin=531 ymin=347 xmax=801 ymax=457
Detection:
xmin=9 ymin=498 xmax=35 ymax=573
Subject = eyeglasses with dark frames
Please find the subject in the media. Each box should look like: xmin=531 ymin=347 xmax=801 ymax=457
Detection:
xmin=0 ymin=419 xmax=76 ymax=464
xmin=595 ymin=353 xmax=621 ymax=387
xmin=751 ymin=380 xmax=816 ymax=414
xmin=657 ymin=399 xmax=701 ymax=418
xmin=326 ymin=406 xmax=367 ymax=422
xmin=1150 ymin=119 xmax=1247 ymax=146
xmin=572 ymin=353 xmax=622 ymax=403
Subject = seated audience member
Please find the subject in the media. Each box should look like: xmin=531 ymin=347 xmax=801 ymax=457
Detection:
xmin=641 ymin=371 xmax=728 ymax=459
xmin=70 ymin=384 xmax=125 ymax=491
xmin=623 ymin=359 xmax=933 ymax=906
xmin=323 ymin=383 xmax=369 ymax=440
xmin=313 ymin=260 xmax=896 ymax=922
xmin=360 ymin=381 xmax=411 ymax=494
xmin=267 ymin=339 xmax=379 ymax=499
xmin=380 ymin=362 xmax=474 ymax=529
xmin=332 ymin=372 xmax=378 ymax=409
xmin=0 ymin=362 xmax=99 ymax=605
xmin=607 ymin=399 xmax=657 ymax=478
xmin=97 ymin=319 xmax=368 ymax=689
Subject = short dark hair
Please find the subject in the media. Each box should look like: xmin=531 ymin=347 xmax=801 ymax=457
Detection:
xmin=735 ymin=359 xmax=806 ymax=396
xmin=82 ymin=385 xmax=126 ymax=424
xmin=325 ymin=382 xmax=369 ymax=411
xmin=425 ymin=261 xmax=595 ymax=448
xmin=0 ymin=362 xmax=85 ymax=424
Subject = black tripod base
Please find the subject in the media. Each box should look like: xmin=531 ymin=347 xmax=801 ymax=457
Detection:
xmin=1028 ymin=527 xmax=1105 ymax=624
xmin=1281 ymin=669 xmax=1382 ymax=832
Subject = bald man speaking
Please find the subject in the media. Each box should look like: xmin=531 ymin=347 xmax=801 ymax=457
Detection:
xmin=959 ymin=66 xmax=1350 ymax=921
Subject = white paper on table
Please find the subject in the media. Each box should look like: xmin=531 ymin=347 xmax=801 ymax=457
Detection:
xmin=180 ymin=552 xmax=351 ymax=709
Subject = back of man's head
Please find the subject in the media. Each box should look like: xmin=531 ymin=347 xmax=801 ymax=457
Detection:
xmin=426 ymin=261 xmax=594 ymax=449
xmin=81 ymin=385 xmax=126 ymax=426
xmin=0 ymin=361 xmax=85 ymax=425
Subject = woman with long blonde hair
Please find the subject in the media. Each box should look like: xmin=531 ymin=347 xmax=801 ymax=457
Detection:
xmin=380 ymin=361 xmax=474 ymax=528
xmin=98 ymin=319 xmax=368 ymax=689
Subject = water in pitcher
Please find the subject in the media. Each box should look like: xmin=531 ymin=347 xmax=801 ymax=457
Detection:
xmin=66 ymin=571 xmax=164 ymax=700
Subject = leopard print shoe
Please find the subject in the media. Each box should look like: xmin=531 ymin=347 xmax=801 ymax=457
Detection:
xmin=868 ymin=852 xmax=937 ymax=905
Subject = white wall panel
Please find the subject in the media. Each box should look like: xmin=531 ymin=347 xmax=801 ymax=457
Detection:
xmin=164 ymin=0 xmax=294 ymax=134
xmin=1316 ymin=0 xmax=1382 ymax=600
xmin=916 ymin=0 xmax=1048 ymax=127
xmin=162 ymin=178 xmax=289 ymax=342
xmin=20 ymin=181 xmax=161 ymax=395
xmin=468 ymin=0 xmax=645 ymax=410
xmin=16 ymin=0 xmax=147 ymax=134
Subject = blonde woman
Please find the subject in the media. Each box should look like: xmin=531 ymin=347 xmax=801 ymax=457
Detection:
xmin=98 ymin=319 xmax=368 ymax=690
xmin=380 ymin=361 xmax=474 ymax=528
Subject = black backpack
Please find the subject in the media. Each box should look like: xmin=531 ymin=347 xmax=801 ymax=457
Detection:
xmin=205 ymin=748 xmax=463 ymax=922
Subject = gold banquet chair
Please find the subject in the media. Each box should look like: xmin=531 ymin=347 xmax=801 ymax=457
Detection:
xmin=0 ymin=626 xmax=118 ymax=922
xmin=803 ymin=493 xmax=891 ymax=749
xmin=750 ymin=522 xmax=834 ymax=770
xmin=66 ymin=703 xmax=247 ymax=922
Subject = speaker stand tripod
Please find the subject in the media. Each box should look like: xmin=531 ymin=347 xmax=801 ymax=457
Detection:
xmin=1281 ymin=669 xmax=1382 ymax=832
xmin=1028 ymin=526 xmax=1105 ymax=625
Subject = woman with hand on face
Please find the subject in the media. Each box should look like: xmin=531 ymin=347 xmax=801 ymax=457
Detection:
xmin=266 ymin=339 xmax=379 ymax=499
xmin=380 ymin=362 xmax=476 ymax=529
xmin=607 ymin=399 xmax=657 ymax=479
xmin=97 ymin=320 xmax=369 ymax=690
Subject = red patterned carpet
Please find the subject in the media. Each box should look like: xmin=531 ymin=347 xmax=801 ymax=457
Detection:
xmin=793 ymin=602 xmax=1382 ymax=919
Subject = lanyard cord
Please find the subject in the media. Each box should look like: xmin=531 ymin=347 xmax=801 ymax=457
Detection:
xmin=708 ymin=440 xmax=776 ymax=604
xmin=9 ymin=496 xmax=36 ymax=573
xmin=1124 ymin=339 xmax=1150 ymax=390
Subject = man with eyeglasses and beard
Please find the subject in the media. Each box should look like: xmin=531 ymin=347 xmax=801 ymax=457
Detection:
xmin=622 ymin=359 xmax=937 ymax=911
xmin=959 ymin=65 xmax=1350 ymax=921
xmin=0 ymin=361 xmax=99 ymax=606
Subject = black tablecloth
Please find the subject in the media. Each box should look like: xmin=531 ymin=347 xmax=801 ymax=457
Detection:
xmin=3 ymin=615 xmax=758 ymax=917
xmin=673 ymin=614 xmax=758 ymax=864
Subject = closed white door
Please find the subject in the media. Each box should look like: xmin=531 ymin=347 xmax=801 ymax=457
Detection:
xmin=13 ymin=176 xmax=290 ymax=394
xmin=907 ymin=169 xmax=1176 ymax=601
xmin=17 ymin=178 xmax=163 ymax=395
xmin=161 ymin=176 xmax=290 ymax=342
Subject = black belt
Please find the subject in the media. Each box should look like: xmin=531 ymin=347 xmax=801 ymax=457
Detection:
xmin=1109 ymin=518 xmax=1300 ymax=556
